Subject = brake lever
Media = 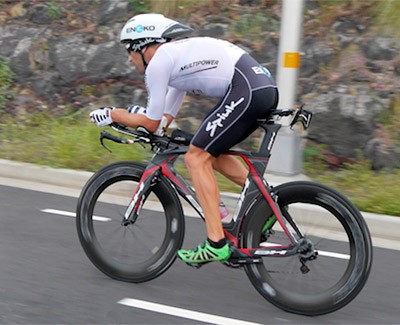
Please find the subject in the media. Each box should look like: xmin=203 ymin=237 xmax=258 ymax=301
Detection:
xmin=100 ymin=131 xmax=113 ymax=153
xmin=100 ymin=131 xmax=134 ymax=152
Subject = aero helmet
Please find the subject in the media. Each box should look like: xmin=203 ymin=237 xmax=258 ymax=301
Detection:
xmin=120 ymin=13 xmax=193 ymax=52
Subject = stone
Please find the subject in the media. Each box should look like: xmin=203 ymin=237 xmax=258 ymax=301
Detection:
xmin=305 ymin=90 xmax=384 ymax=159
xmin=28 ymin=4 xmax=53 ymax=25
xmin=98 ymin=0 xmax=129 ymax=25
xmin=362 ymin=37 xmax=397 ymax=61
xmin=0 ymin=0 xmax=399 ymax=170
xmin=301 ymin=37 xmax=334 ymax=77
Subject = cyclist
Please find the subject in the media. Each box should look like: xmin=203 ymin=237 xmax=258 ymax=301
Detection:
xmin=90 ymin=13 xmax=279 ymax=266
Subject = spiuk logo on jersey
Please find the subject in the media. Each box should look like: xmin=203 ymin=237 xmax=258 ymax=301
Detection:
xmin=206 ymin=97 xmax=244 ymax=137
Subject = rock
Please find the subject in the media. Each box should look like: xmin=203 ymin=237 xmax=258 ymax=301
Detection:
xmin=332 ymin=18 xmax=365 ymax=34
xmin=85 ymin=41 xmax=131 ymax=81
xmin=365 ymin=60 xmax=383 ymax=73
xmin=331 ymin=18 xmax=365 ymax=48
xmin=394 ymin=58 xmax=400 ymax=76
xmin=0 ymin=0 xmax=399 ymax=170
xmin=28 ymin=4 xmax=54 ymax=25
xmin=365 ymin=138 xmax=400 ymax=170
xmin=362 ymin=37 xmax=397 ymax=61
xmin=301 ymin=37 xmax=334 ymax=77
xmin=98 ymin=0 xmax=129 ymax=25
xmin=30 ymin=72 xmax=60 ymax=100
xmin=0 ymin=25 xmax=44 ymax=57
xmin=198 ymin=24 xmax=227 ymax=38
xmin=305 ymin=90 xmax=385 ymax=159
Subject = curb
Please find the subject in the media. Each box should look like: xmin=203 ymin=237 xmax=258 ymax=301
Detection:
xmin=0 ymin=159 xmax=399 ymax=247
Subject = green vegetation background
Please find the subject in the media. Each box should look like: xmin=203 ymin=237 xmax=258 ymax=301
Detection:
xmin=0 ymin=0 xmax=399 ymax=216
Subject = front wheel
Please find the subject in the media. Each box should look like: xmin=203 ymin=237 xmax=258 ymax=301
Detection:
xmin=242 ymin=181 xmax=373 ymax=315
xmin=76 ymin=161 xmax=185 ymax=283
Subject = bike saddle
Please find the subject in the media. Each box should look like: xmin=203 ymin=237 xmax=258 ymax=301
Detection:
xmin=170 ymin=129 xmax=193 ymax=145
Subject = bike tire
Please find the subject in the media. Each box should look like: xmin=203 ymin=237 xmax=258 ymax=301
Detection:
xmin=76 ymin=161 xmax=185 ymax=283
xmin=242 ymin=181 xmax=372 ymax=315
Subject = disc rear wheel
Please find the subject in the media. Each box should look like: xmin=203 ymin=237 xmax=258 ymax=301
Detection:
xmin=242 ymin=181 xmax=372 ymax=315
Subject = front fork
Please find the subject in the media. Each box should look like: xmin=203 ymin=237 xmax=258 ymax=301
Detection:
xmin=121 ymin=166 xmax=160 ymax=226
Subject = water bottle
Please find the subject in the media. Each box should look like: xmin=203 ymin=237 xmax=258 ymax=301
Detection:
xmin=219 ymin=202 xmax=229 ymax=219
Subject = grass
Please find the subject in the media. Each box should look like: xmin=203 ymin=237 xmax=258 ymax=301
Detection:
xmin=0 ymin=111 xmax=399 ymax=216
xmin=1 ymin=0 xmax=399 ymax=216
xmin=374 ymin=0 xmax=400 ymax=38
xmin=379 ymin=95 xmax=400 ymax=143
xmin=304 ymin=145 xmax=400 ymax=216
xmin=0 ymin=110 xmax=150 ymax=171
xmin=0 ymin=109 xmax=241 ymax=193
xmin=308 ymin=164 xmax=400 ymax=216
xmin=0 ymin=56 xmax=15 ymax=113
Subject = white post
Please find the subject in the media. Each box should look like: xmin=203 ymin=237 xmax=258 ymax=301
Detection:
xmin=267 ymin=0 xmax=305 ymax=175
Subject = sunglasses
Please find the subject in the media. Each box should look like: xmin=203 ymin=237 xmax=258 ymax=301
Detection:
xmin=124 ymin=43 xmax=136 ymax=54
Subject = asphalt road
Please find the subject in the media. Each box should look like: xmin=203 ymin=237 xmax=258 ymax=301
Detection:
xmin=1 ymin=183 xmax=400 ymax=324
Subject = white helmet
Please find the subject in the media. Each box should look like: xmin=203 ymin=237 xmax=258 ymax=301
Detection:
xmin=120 ymin=13 xmax=193 ymax=52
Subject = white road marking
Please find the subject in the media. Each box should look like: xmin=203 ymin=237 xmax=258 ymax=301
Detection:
xmin=41 ymin=209 xmax=111 ymax=222
xmin=42 ymin=209 xmax=350 ymax=259
xmin=118 ymin=298 xmax=262 ymax=325
xmin=318 ymin=250 xmax=350 ymax=260
xmin=41 ymin=207 xmax=202 ymax=220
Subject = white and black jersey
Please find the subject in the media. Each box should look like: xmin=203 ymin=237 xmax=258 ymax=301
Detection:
xmin=143 ymin=36 xmax=279 ymax=156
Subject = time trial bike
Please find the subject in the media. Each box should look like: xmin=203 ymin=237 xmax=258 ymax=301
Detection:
xmin=76 ymin=107 xmax=372 ymax=315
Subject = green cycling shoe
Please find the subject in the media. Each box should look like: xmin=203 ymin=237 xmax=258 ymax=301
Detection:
xmin=177 ymin=239 xmax=231 ymax=268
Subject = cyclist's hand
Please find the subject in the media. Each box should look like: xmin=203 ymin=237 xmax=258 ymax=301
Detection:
xmin=89 ymin=107 xmax=114 ymax=127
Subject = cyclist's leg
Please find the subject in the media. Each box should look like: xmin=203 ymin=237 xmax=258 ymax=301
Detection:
xmin=178 ymin=54 xmax=277 ymax=266
xmin=177 ymin=238 xmax=231 ymax=266
xmin=180 ymin=145 xmax=231 ymax=266
xmin=212 ymin=155 xmax=247 ymax=187
xmin=180 ymin=77 xmax=252 ymax=265
xmin=185 ymin=145 xmax=224 ymax=243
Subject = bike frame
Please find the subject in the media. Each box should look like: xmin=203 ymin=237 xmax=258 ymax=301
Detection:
xmin=123 ymin=121 xmax=305 ymax=260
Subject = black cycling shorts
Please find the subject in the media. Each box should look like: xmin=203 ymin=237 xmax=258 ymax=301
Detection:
xmin=191 ymin=54 xmax=279 ymax=157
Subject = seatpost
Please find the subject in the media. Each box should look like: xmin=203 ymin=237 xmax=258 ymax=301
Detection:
xmin=257 ymin=122 xmax=282 ymax=158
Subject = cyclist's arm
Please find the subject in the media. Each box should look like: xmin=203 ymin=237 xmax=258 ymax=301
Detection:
xmin=110 ymin=86 xmax=182 ymax=132
xmin=165 ymin=87 xmax=186 ymax=118
xmin=111 ymin=109 xmax=160 ymax=132
xmin=111 ymin=49 xmax=177 ymax=132
xmin=145 ymin=48 xmax=174 ymax=121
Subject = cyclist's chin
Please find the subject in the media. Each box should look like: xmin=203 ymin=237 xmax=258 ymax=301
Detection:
xmin=133 ymin=64 xmax=145 ymax=75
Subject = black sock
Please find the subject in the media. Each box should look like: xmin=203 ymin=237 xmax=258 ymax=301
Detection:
xmin=207 ymin=237 xmax=227 ymax=248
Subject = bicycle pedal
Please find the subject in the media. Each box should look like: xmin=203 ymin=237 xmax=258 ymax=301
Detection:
xmin=185 ymin=262 xmax=208 ymax=269
xmin=222 ymin=260 xmax=242 ymax=269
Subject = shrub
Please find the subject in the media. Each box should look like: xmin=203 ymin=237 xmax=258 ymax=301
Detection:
xmin=0 ymin=56 xmax=14 ymax=112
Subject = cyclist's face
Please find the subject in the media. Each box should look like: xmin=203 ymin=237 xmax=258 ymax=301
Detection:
xmin=128 ymin=51 xmax=146 ymax=75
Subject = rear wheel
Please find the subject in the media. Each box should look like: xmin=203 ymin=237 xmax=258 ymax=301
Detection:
xmin=76 ymin=161 xmax=185 ymax=283
xmin=242 ymin=181 xmax=372 ymax=315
